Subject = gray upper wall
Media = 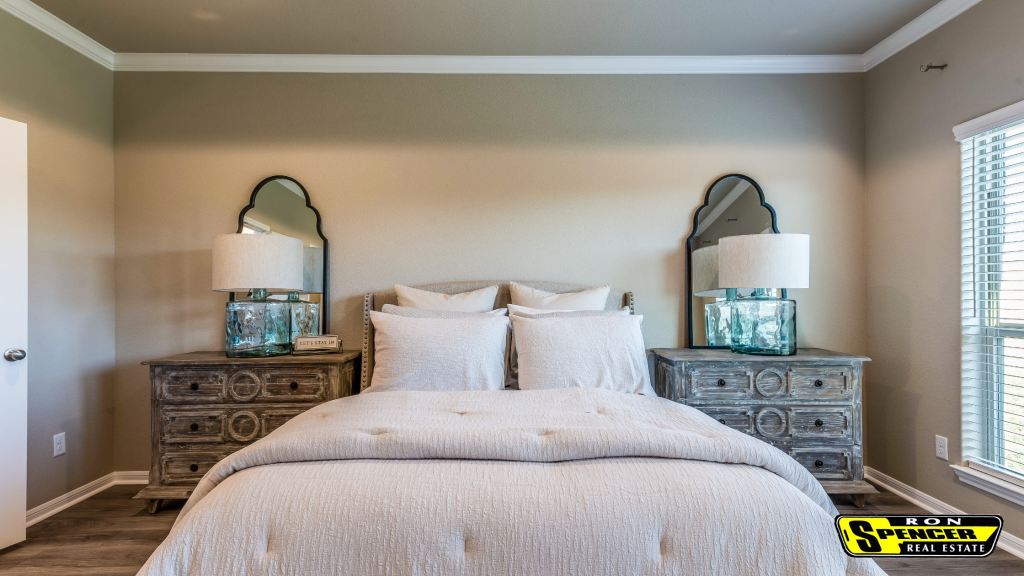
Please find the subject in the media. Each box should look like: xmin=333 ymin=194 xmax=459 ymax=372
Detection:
xmin=865 ymin=0 xmax=1024 ymax=538
xmin=112 ymin=71 xmax=866 ymax=471
xmin=0 ymin=10 xmax=115 ymax=510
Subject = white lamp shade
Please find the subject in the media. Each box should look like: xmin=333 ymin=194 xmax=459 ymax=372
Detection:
xmin=303 ymin=246 xmax=324 ymax=294
xmin=692 ymin=245 xmax=726 ymax=298
xmin=212 ymin=233 xmax=303 ymax=292
xmin=718 ymin=233 xmax=810 ymax=289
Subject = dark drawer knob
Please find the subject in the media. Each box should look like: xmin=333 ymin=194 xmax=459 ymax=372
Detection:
xmin=815 ymin=419 xmax=823 ymax=427
xmin=718 ymin=418 xmax=725 ymax=424
xmin=814 ymin=380 xmax=823 ymax=388
xmin=189 ymin=464 xmax=199 ymax=472
xmin=717 ymin=379 xmax=726 ymax=387
xmin=290 ymin=382 xmax=299 ymax=390
xmin=190 ymin=423 xmax=199 ymax=432
xmin=190 ymin=382 xmax=199 ymax=391
xmin=814 ymin=460 xmax=824 ymax=468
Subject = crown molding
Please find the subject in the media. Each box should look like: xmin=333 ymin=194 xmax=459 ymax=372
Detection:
xmin=0 ymin=0 xmax=114 ymax=69
xmin=114 ymin=53 xmax=865 ymax=74
xmin=953 ymin=98 xmax=1024 ymax=141
xmin=0 ymin=0 xmax=984 ymax=74
xmin=862 ymin=0 xmax=983 ymax=70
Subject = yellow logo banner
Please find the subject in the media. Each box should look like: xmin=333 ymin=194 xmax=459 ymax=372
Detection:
xmin=835 ymin=515 xmax=1002 ymax=557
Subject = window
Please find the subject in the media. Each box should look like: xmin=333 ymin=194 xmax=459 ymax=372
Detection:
xmin=962 ymin=115 xmax=1024 ymax=478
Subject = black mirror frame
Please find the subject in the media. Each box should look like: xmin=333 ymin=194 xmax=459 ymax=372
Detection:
xmin=685 ymin=174 xmax=782 ymax=349
xmin=231 ymin=175 xmax=330 ymax=335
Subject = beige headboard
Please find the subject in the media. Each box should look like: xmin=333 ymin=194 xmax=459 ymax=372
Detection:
xmin=361 ymin=280 xmax=634 ymax=391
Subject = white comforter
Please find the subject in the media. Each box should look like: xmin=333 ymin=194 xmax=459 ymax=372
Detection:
xmin=139 ymin=388 xmax=884 ymax=576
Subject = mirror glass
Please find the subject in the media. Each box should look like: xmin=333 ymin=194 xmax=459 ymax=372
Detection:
xmin=687 ymin=175 xmax=778 ymax=348
xmin=237 ymin=176 xmax=328 ymax=332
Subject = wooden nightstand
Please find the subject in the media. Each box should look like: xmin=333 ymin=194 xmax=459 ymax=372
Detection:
xmin=133 ymin=350 xmax=360 ymax=513
xmin=650 ymin=348 xmax=877 ymax=506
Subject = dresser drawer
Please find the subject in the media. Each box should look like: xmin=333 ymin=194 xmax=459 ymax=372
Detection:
xmin=790 ymin=446 xmax=855 ymax=481
xmin=162 ymin=406 xmax=315 ymax=444
xmin=260 ymin=368 xmax=327 ymax=401
xmin=162 ymin=411 xmax=226 ymax=443
xmin=161 ymin=451 xmax=226 ymax=485
xmin=700 ymin=405 xmax=855 ymax=443
xmin=159 ymin=366 xmax=332 ymax=404
xmin=788 ymin=366 xmax=853 ymax=401
xmin=689 ymin=367 xmax=752 ymax=400
xmin=702 ymin=407 xmax=753 ymax=434
xmin=163 ymin=369 xmax=226 ymax=402
xmin=790 ymin=408 xmax=854 ymax=439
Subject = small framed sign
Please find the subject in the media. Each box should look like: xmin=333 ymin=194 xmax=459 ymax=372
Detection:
xmin=293 ymin=335 xmax=341 ymax=354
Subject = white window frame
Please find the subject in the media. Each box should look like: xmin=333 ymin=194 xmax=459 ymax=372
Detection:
xmin=955 ymin=98 xmax=1024 ymax=505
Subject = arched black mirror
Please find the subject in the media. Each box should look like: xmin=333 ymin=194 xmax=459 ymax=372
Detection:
xmin=686 ymin=174 xmax=781 ymax=348
xmin=234 ymin=175 xmax=330 ymax=334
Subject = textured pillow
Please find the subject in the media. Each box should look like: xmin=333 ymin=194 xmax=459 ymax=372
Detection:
xmin=510 ymin=315 xmax=655 ymax=396
xmin=381 ymin=304 xmax=507 ymax=318
xmin=368 ymin=312 xmax=509 ymax=392
xmin=509 ymin=282 xmax=610 ymax=310
xmin=394 ymin=284 xmax=499 ymax=312
xmin=509 ymin=305 xmax=630 ymax=318
xmin=380 ymin=304 xmax=512 ymax=386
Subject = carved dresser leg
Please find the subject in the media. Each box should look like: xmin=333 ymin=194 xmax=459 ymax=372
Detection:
xmin=147 ymin=499 xmax=162 ymax=514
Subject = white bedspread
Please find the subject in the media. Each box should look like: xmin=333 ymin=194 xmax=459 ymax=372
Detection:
xmin=139 ymin=388 xmax=884 ymax=576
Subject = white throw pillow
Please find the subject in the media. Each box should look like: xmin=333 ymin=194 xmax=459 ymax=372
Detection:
xmin=381 ymin=304 xmax=507 ymax=318
xmin=508 ymin=304 xmax=629 ymax=318
xmin=510 ymin=315 xmax=655 ymax=396
xmin=394 ymin=284 xmax=499 ymax=312
xmin=368 ymin=312 xmax=509 ymax=392
xmin=509 ymin=282 xmax=610 ymax=310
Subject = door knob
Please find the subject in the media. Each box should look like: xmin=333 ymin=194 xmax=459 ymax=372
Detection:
xmin=4 ymin=349 xmax=26 ymax=362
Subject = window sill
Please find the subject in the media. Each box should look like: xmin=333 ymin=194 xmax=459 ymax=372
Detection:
xmin=951 ymin=464 xmax=1024 ymax=507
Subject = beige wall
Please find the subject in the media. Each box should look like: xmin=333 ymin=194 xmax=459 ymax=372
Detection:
xmin=0 ymin=11 xmax=115 ymax=508
xmin=113 ymin=72 xmax=866 ymax=469
xmin=865 ymin=0 xmax=1024 ymax=535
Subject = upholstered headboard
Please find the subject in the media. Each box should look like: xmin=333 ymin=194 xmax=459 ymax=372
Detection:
xmin=361 ymin=280 xmax=634 ymax=391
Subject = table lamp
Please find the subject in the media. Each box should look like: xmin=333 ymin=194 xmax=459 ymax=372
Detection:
xmin=213 ymin=233 xmax=303 ymax=357
xmin=718 ymin=233 xmax=810 ymax=355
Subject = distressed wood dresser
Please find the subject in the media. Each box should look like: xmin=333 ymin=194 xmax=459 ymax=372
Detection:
xmin=650 ymin=348 xmax=877 ymax=506
xmin=134 ymin=350 xmax=360 ymax=512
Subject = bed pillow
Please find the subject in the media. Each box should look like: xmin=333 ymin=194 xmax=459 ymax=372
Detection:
xmin=381 ymin=304 xmax=507 ymax=318
xmin=509 ymin=282 xmax=610 ymax=310
xmin=394 ymin=284 xmax=499 ymax=312
xmin=509 ymin=305 xmax=630 ymax=318
xmin=368 ymin=312 xmax=509 ymax=392
xmin=510 ymin=315 xmax=655 ymax=396
xmin=504 ymin=304 xmax=630 ymax=389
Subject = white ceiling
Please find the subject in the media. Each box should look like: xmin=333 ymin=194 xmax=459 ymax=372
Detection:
xmin=31 ymin=0 xmax=944 ymax=56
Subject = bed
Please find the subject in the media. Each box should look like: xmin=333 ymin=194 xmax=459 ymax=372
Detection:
xmin=138 ymin=281 xmax=884 ymax=576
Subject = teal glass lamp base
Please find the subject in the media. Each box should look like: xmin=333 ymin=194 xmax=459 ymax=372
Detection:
xmin=225 ymin=288 xmax=293 ymax=358
xmin=730 ymin=292 xmax=797 ymax=356
xmin=288 ymin=292 xmax=321 ymax=342
xmin=705 ymin=289 xmax=738 ymax=347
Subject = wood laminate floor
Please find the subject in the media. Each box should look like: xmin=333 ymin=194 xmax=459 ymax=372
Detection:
xmin=0 ymin=484 xmax=1021 ymax=575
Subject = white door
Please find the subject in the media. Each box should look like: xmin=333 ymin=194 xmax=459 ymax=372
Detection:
xmin=0 ymin=117 xmax=28 ymax=548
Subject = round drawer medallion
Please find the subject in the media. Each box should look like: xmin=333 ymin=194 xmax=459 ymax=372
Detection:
xmin=227 ymin=410 xmax=261 ymax=442
xmin=754 ymin=408 xmax=787 ymax=437
xmin=228 ymin=371 xmax=261 ymax=402
xmin=754 ymin=368 xmax=786 ymax=397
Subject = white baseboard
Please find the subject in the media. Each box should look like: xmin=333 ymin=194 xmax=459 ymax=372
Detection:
xmin=866 ymin=466 xmax=1024 ymax=560
xmin=26 ymin=470 xmax=148 ymax=527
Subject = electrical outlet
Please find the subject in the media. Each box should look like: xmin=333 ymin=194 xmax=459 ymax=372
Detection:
xmin=53 ymin=432 xmax=65 ymax=457
xmin=936 ymin=435 xmax=948 ymax=461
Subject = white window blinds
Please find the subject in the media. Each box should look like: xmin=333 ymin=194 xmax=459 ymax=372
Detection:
xmin=962 ymin=116 xmax=1024 ymax=477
